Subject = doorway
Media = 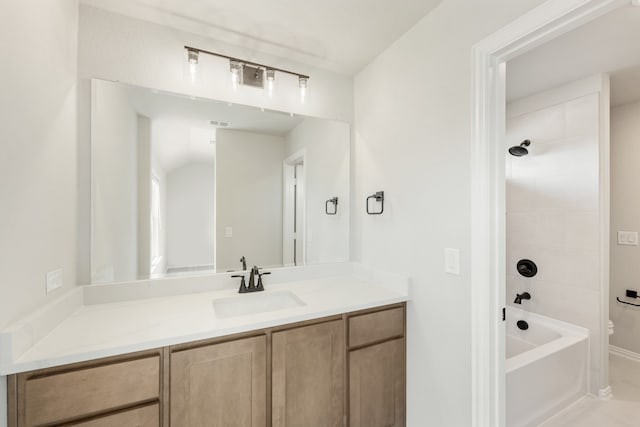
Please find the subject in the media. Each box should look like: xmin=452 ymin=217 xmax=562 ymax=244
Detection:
xmin=470 ymin=0 xmax=630 ymax=426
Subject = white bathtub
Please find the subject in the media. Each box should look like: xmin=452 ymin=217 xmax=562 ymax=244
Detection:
xmin=506 ymin=307 xmax=589 ymax=427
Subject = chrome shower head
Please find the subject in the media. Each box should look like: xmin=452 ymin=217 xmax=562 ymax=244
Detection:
xmin=509 ymin=139 xmax=531 ymax=157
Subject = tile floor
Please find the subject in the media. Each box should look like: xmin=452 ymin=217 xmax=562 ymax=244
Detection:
xmin=539 ymin=353 xmax=640 ymax=427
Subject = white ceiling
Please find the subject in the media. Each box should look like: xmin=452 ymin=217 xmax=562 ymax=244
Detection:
xmin=81 ymin=0 xmax=443 ymax=74
xmin=507 ymin=4 xmax=640 ymax=107
xmin=124 ymin=84 xmax=304 ymax=172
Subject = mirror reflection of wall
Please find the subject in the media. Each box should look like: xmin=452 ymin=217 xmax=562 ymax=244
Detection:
xmin=215 ymin=129 xmax=285 ymax=272
xmin=90 ymin=79 xmax=349 ymax=284
xmin=91 ymin=79 xmax=216 ymax=283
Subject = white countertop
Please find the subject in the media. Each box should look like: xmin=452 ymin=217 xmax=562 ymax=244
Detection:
xmin=0 ymin=266 xmax=409 ymax=375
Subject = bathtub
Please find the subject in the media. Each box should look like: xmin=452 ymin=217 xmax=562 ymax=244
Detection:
xmin=506 ymin=307 xmax=589 ymax=427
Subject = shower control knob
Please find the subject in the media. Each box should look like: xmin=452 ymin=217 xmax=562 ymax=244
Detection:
xmin=516 ymin=259 xmax=537 ymax=278
xmin=517 ymin=320 xmax=529 ymax=330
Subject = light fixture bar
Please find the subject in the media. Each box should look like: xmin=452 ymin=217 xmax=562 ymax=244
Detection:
xmin=184 ymin=46 xmax=309 ymax=80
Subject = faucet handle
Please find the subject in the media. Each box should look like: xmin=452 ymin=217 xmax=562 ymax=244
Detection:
xmin=231 ymin=274 xmax=248 ymax=293
xmin=256 ymin=270 xmax=270 ymax=291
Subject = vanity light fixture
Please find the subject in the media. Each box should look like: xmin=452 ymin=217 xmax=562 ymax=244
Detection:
xmin=184 ymin=46 xmax=309 ymax=101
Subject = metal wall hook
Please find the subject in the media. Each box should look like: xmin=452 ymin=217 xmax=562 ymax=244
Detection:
xmin=616 ymin=297 xmax=640 ymax=307
xmin=325 ymin=197 xmax=338 ymax=215
xmin=366 ymin=191 xmax=384 ymax=215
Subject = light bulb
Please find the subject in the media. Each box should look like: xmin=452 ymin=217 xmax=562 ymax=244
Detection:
xmin=266 ymin=69 xmax=276 ymax=97
xmin=298 ymin=76 xmax=308 ymax=103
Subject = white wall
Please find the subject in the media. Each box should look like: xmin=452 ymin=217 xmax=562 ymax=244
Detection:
xmin=166 ymin=162 xmax=216 ymax=269
xmin=285 ymin=119 xmax=350 ymax=264
xmin=0 ymin=0 xmax=79 ymax=325
xmin=352 ymin=0 xmax=545 ymax=424
xmin=90 ymin=79 xmax=138 ymax=283
xmin=506 ymin=76 xmax=607 ymax=395
xmin=216 ymin=130 xmax=284 ymax=271
xmin=0 ymin=1 xmax=79 ymax=423
xmin=610 ymin=100 xmax=640 ymax=354
xmin=77 ymin=5 xmax=354 ymax=284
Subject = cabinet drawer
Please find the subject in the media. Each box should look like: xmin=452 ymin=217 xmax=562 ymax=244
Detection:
xmin=71 ymin=403 xmax=159 ymax=427
xmin=349 ymin=307 xmax=404 ymax=348
xmin=23 ymin=356 xmax=160 ymax=426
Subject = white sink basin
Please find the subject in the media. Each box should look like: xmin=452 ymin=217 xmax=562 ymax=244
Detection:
xmin=213 ymin=290 xmax=306 ymax=319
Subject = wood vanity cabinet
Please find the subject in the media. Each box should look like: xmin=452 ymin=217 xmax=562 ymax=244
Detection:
xmin=7 ymin=303 xmax=405 ymax=427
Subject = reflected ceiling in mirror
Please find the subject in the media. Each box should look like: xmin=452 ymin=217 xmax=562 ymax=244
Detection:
xmin=90 ymin=79 xmax=350 ymax=284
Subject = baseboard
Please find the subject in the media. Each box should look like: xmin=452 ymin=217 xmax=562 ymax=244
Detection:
xmin=536 ymin=395 xmax=592 ymax=426
xmin=610 ymin=345 xmax=640 ymax=362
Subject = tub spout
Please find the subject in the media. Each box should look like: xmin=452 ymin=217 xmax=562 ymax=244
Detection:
xmin=514 ymin=292 xmax=531 ymax=304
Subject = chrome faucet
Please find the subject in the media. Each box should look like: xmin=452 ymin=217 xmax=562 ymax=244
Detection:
xmin=514 ymin=292 xmax=531 ymax=304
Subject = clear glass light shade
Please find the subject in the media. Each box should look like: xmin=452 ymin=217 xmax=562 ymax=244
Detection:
xmin=298 ymin=76 xmax=309 ymax=103
xmin=183 ymin=49 xmax=200 ymax=84
xmin=187 ymin=49 xmax=199 ymax=65
xmin=230 ymin=61 xmax=243 ymax=90
xmin=266 ymin=69 xmax=276 ymax=98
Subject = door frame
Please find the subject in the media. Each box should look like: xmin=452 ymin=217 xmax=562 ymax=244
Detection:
xmin=282 ymin=149 xmax=307 ymax=267
xmin=470 ymin=0 xmax=625 ymax=425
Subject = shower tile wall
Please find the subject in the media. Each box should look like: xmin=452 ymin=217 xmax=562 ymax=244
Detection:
xmin=506 ymin=85 xmax=603 ymax=394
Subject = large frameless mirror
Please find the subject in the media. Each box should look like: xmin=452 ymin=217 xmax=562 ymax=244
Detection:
xmin=90 ymin=79 xmax=349 ymax=284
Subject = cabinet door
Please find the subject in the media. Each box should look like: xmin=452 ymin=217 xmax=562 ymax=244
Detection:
xmin=272 ymin=320 xmax=345 ymax=427
xmin=170 ymin=336 xmax=267 ymax=427
xmin=349 ymin=338 xmax=405 ymax=427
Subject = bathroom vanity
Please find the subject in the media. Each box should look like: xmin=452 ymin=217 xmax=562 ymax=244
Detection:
xmin=1 ymin=78 xmax=407 ymax=426
xmin=2 ymin=267 xmax=408 ymax=427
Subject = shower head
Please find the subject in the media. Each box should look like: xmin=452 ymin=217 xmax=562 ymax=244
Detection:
xmin=509 ymin=139 xmax=531 ymax=157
